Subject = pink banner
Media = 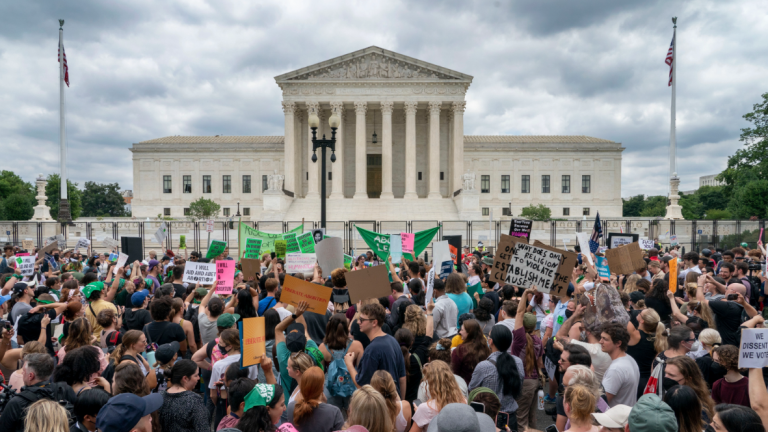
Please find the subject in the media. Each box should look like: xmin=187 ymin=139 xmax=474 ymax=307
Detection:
xmin=401 ymin=232 xmax=414 ymax=255
xmin=16 ymin=253 xmax=30 ymax=257
xmin=215 ymin=260 xmax=236 ymax=295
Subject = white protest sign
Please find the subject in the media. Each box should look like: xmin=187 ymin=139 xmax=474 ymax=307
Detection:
xmin=285 ymin=253 xmax=317 ymax=274
xmin=15 ymin=256 xmax=35 ymax=276
xmin=182 ymin=262 xmax=217 ymax=285
xmin=113 ymin=253 xmax=129 ymax=274
xmin=426 ymin=267 xmax=435 ymax=304
xmin=505 ymin=242 xmax=563 ymax=293
xmin=315 ymin=237 xmax=344 ymax=276
xmin=575 ymin=232 xmax=594 ymax=266
xmin=738 ymin=328 xmax=768 ymax=368
xmin=76 ymin=237 xmax=91 ymax=251
xmin=432 ymin=241 xmax=451 ymax=268
xmin=639 ymin=238 xmax=655 ymax=250
xmin=155 ymin=222 xmax=168 ymax=245
xmin=609 ymin=235 xmax=634 ymax=249
xmin=389 ymin=234 xmax=402 ymax=264
xmin=102 ymin=237 xmax=120 ymax=250
xmin=206 ymin=220 xmax=215 ymax=233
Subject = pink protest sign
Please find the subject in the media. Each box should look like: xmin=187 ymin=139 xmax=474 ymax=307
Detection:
xmin=401 ymin=232 xmax=415 ymax=255
xmin=215 ymin=260 xmax=236 ymax=295
xmin=16 ymin=253 xmax=30 ymax=257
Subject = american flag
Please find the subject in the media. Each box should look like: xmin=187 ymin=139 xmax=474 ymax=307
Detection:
xmin=665 ymin=32 xmax=674 ymax=86
xmin=59 ymin=39 xmax=69 ymax=87
xmin=588 ymin=212 xmax=602 ymax=254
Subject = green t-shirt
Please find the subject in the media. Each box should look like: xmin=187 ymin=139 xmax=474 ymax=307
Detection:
xmin=276 ymin=339 xmax=318 ymax=404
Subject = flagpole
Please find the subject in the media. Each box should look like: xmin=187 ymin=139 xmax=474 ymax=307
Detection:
xmin=58 ymin=19 xmax=72 ymax=224
xmin=665 ymin=16 xmax=683 ymax=220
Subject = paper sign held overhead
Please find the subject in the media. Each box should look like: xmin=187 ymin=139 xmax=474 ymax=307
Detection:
xmin=40 ymin=240 xmax=58 ymax=256
xmin=22 ymin=240 xmax=34 ymax=251
xmin=432 ymin=241 xmax=451 ymax=271
xmin=668 ymin=258 xmax=678 ymax=293
xmin=670 ymin=235 xmax=678 ymax=246
xmin=426 ymin=267 xmax=435 ymax=303
xmin=738 ymin=329 xmax=768 ymax=368
xmin=604 ymin=242 xmax=646 ymax=276
xmin=285 ymin=253 xmax=317 ymax=274
xmin=509 ymin=219 xmax=533 ymax=239
xmin=154 ymin=222 xmax=168 ymax=245
xmin=505 ymin=242 xmax=563 ymax=293
xmin=315 ymin=237 xmax=345 ymax=275
xmin=283 ymin=233 xmax=301 ymax=254
xmin=215 ymin=260 xmax=237 ymax=294
xmin=182 ymin=261 xmax=216 ymax=285
xmin=389 ymin=234 xmax=402 ymax=264
xmin=575 ymin=232 xmax=594 ymax=266
xmin=240 ymin=317 xmax=266 ymax=368
xmin=532 ymin=241 xmax=579 ymax=297
xmin=280 ymin=274 xmax=333 ymax=314
xmin=243 ymin=238 xmax=263 ymax=259
xmin=15 ymin=256 xmax=35 ymax=276
xmin=113 ymin=253 xmax=129 ymax=274
xmin=275 ymin=240 xmax=287 ymax=259
xmin=76 ymin=237 xmax=91 ymax=250
xmin=346 ymin=263 xmax=392 ymax=304
xmin=206 ymin=240 xmax=227 ymax=259
xmin=400 ymin=233 xmax=414 ymax=255
xmin=296 ymin=232 xmax=316 ymax=254
xmin=596 ymin=256 xmax=611 ymax=279
xmin=102 ymin=237 xmax=120 ymax=250
xmin=639 ymin=238 xmax=655 ymax=250
xmin=240 ymin=258 xmax=262 ymax=280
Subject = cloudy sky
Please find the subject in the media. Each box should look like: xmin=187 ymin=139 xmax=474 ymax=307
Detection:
xmin=1 ymin=0 xmax=766 ymax=198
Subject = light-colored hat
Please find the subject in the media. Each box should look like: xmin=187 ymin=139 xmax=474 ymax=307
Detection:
xmin=592 ymin=404 xmax=632 ymax=428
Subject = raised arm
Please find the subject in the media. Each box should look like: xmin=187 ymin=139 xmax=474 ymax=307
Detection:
xmin=275 ymin=301 xmax=308 ymax=345
xmin=737 ymin=293 xmax=759 ymax=318
xmin=1 ymin=269 xmax=21 ymax=296
xmin=104 ymin=266 xmax=121 ymax=303
xmin=749 ymin=365 xmax=768 ymax=428
xmin=200 ymin=282 xmax=216 ymax=311
xmin=388 ymin=256 xmax=402 ymax=284
xmin=514 ymin=288 xmax=531 ymax=330
xmin=696 ymin=274 xmax=709 ymax=305
xmin=666 ymin=290 xmax=689 ymax=325
xmin=556 ymin=304 xmax=585 ymax=345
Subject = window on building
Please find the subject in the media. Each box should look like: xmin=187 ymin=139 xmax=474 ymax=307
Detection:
xmin=418 ymin=172 xmax=422 ymax=181
xmin=440 ymin=172 xmax=444 ymax=180
xmin=583 ymin=207 xmax=590 ymax=216
xmin=501 ymin=175 xmax=510 ymax=193
xmin=243 ymin=208 xmax=250 ymax=216
xmin=164 ymin=208 xmax=171 ymax=216
xmin=562 ymin=175 xmax=570 ymax=193
xmin=223 ymin=175 xmax=231 ymax=193
xmin=482 ymin=207 xmax=489 ymax=216
xmin=183 ymin=208 xmax=190 ymax=216
xmin=502 ymin=207 xmax=512 ymax=216
xmin=521 ymin=175 xmax=530 ymax=193
xmin=242 ymin=175 xmax=251 ymax=193
xmin=582 ymin=175 xmax=591 ymax=193
xmin=163 ymin=176 xmax=172 ymax=194
xmin=223 ymin=208 xmax=230 ymax=217
xmin=563 ymin=207 xmax=570 ymax=216
xmin=328 ymin=172 xmax=332 ymax=180
xmin=481 ymin=175 xmax=490 ymax=193
xmin=202 ymin=175 xmax=211 ymax=193
xmin=262 ymin=175 xmax=268 ymax=192
xmin=542 ymin=175 xmax=550 ymax=194
xmin=183 ymin=175 xmax=191 ymax=193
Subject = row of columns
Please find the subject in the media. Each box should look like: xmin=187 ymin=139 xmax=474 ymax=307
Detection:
xmin=282 ymin=100 xmax=466 ymax=199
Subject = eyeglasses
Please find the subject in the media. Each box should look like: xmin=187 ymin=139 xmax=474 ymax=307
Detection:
xmin=684 ymin=338 xmax=696 ymax=342
xmin=358 ymin=318 xmax=374 ymax=323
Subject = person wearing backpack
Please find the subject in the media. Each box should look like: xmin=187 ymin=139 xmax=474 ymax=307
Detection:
xmin=318 ymin=313 xmax=363 ymax=413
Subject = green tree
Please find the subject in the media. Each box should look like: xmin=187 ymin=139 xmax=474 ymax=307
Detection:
xmin=519 ymin=204 xmax=551 ymax=221
xmin=679 ymin=192 xmax=703 ymax=220
xmin=81 ymin=182 xmax=127 ymax=217
xmin=696 ymin=186 xmax=729 ymax=213
xmin=45 ymin=174 xmax=82 ymax=220
xmin=187 ymin=198 xmax=220 ymax=221
xmin=704 ymin=209 xmax=732 ymax=220
xmin=639 ymin=196 xmax=667 ymax=217
xmin=0 ymin=171 xmax=34 ymax=198
xmin=718 ymin=92 xmax=768 ymax=188
xmin=622 ymin=195 xmax=645 ymax=217
xmin=728 ymin=179 xmax=768 ymax=219
xmin=1 ymin=194 xmax=35 ymax=220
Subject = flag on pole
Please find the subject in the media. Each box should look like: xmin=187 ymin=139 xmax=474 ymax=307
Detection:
xmin=588 ymin=212 xmax=602 ymax=254
xmin=665 ymin=32 xmax=674 ymax=86
xmin=59 ymin=38 xmax=69 ymax=87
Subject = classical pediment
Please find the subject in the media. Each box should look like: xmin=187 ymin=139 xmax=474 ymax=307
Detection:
xmin=275 ymin=46 xmax=473 ymax=83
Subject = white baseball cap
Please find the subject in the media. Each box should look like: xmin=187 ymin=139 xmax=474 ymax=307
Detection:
xmin=592 ymin=404 xmax=632 ymax=428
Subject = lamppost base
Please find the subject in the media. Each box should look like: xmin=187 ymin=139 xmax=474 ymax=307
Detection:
xmin=58 ymin=199 xmax=73 ymax=224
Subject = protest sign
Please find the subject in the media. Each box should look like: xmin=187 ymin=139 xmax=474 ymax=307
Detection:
xmin=346 ymin=264 xmax=391 ymax=304
xmin=206 ymin=240 xmax=227 ymax=259
xmin=670 ymin=235 xmax=678 ymax=246
xmin=113 ymin=253 xmax=129 ymax=274
xmin=179 ymin=235 xmax=187 ymax=250
xmin=315 ymin=237 xmax=344 ymax=275
xmin=243 ymin=238 xmax=263 ymax=259
xmin=108 ymin=252 xmax=119 ymax=262
xmin=467 ymin=282 xmax=483 ymax=309
xmin=16 ymin=253 xmax=29 ymax=257
xmin=490 ymin=235 xmax=527 ymax=285
xmin=426 ymin=267 xmax=435 ymax=303
xmin=443 ymin=235 xmax=461 ymax=265
xmin=239 ymin=317 xmax=266 ymax=367
xmin=154 ymin=222 xmax=168 ymax=245
xmin=639 ymin=238 xmax=655 ymax=250
xmin=668 ymin=258 xmax=678 ymax=293
xmin=401 ymin=233 xmax=414 ymax=254
xmin=76 ymin=237 xmax=91 ymax=251
xmin=432 ymin=241 xmax=451 ymax=271
xmin=275 ymin=240 xmax=287 ymax=259
xmin=285 ymin=253 xmax=317 ymax=274
xmin=311 ymin=229 xmax=325 ymax=244
xmin=102 ymin=237 xmax=120 ymax=250
xmin=356 ymin=226 xmax=440 ymax=263
xmin=509 ymin=219 xmax=533 ymax=239
xmin=389 ymin=234 xmax=402 ymax=264
xmin=297 ymin=232 xmax=316 ymax=254
xmin=575 ymin=232 xmax=594 ymax=265
xmin=596 ymin=256 xmax=611 ymax=279
xmin=281 ymin=275 xmax=333 ymax=314
xmin=344 ymin=254 xmax=353 ymax=270
xmin=738 ymin=328 xmax=768 ymax=368
xmin=604 ymin=242 xmax=646 ymax=275
xmin=40 ymin=240 xmax=58 ymax=256
xmin=206 ymin=220 xmax=215 ymax=233
xmin=183 ymin=261 xmax=216 ymax=284
xmin=22 ymin=240 xmax=34 ymax=251
xmin=283 ymin=233 xmax=300 ymax=254
xmin=238 ymin=221 xmax=303 ymax=258
xmin=215 ymin=260 xmax=236 ymax=294
xmin=439 ymin=260 xmax=453 ymax=278
xmin=607 ymin=233 xmax=638 ymax=249
xmin=240 ymin=258 xmax=262 ymax=280
xmin=15 ymin=256 xmax=35 ymax=276
xmin=532 ymin=241 xmax=579 ymax=297
xmin=506 ymin=242 xmax=563 ymax=293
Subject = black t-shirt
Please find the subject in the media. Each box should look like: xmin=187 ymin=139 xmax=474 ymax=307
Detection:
xmin=122 ymin=308 xmax=152 ymax=332
xmin=644 ymin=296 xmax=672 ymax=325
xmin=144 ymin=321 xmax=186 ymax=346
xmin=708 ymin=300 xmax=747 ymax=346
xmin=172 ymin=283 xmax=187 ymax=299
xmin=17 ymin=310 xmax=58 ymax=354
xmin=351 ymin=320 xmax=393 ymax=349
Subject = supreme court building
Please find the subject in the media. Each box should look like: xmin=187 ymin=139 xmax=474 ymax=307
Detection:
xmin=130 ymin=46 xmax=624 ymax=221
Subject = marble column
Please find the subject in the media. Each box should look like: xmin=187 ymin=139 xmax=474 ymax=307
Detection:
xmin=282 ymin=101 xmax=296 ymax=194
xmin=428 ymin=101 xmax=442 ymax=199
xmin=452 ymin=101 xmax=466 ymax=195
xmin=329 ymin=102 xmax=345 ymax=199
xmin=353 ymin=102 xmax=368 ymax=199
xmin=380 ymin=101 xmax=394 ymax=199
xmin=306 ymin=102 xmax=320 ymax=199
xmin=404 ymin=101 xmax=418 ymax=199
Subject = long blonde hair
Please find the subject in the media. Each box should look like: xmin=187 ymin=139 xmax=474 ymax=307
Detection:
xmin=623 ymin=274 xmax=642 ymax=294
xmin=370 ymin=371 xmax=399 ymax=431
xmin=402 ymin=304 xmax=426 ymax=337
xmin=23 ymin=399 xmax=69 ymax=432
xmin=422 ymin=360 xmax=465 ymax=410
xmin=639 ymin=309 xmax=667 ymax=353
xmin=347 ymin=385 xmax=393 ymax=432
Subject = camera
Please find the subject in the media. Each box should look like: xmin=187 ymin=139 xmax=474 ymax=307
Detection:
xmin=748 ymin=261 xmax=764 ymax=272
xmin=0 ymin=320 xmax=11 ymax=332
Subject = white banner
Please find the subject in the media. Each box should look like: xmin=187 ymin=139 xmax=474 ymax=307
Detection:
xmin=738 ymin=328 xmax=768 ymax=369
xmin=183 ymin=262 xmax=217 ymax=285
xmin=505 ymin=242 xmax=563 ymax=293
xmin=102 ymin=237 xmax=120 ymax=250
xmin=76 ymin=237 xmax=91 ymax=251
xmin=285 ymin=253 xmax=317 ymax=274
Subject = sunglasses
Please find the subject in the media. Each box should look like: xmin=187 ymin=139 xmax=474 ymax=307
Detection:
xmin=684 ymin=338 xmax=696 ymax=342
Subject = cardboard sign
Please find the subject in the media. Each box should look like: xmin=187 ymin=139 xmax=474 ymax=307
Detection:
xmin=639 ymin=238 xmax=655 ymax=250
xmin=668 ymin=258 xmax=678 ymax=293
xmin=76 ymin=237 xmax=91 ymax=250
xmin=315 ymin=237 xmax=344 ymax=275
xmin=490 ymin=235 xmax=527 ymax=285
xmin=596 ymin=256 xmax=611 ymax=279
xmin=280 ymin=274 xmax=333 ymax=314
xmin=533 ymin=241 xmax=579 ymax=297
xmin=275 ymin=240 xmax=287 ymax=259
xmin=206 ymin=220 xmax=215 ymax=233
xmin=401 ymin=233 xmax=414 ymax=254
xmin=509 ymin=219 xmax=533 ymax=239
xmin=604 ymin=242 xmax=646 ymax=275
xmin=426 ymin=267 xmax=435 ymax=303
xmin=311 ymin=229 xmax=325 ymax=244
xmin=216 ymin=260 xmax=237 ymax=294
xmin=285 ymin=253 xmax=317 ymax=274
xmin=389 ymin=234 xmax=402 ymax=264
xmin=738 ymin=328 xmax=768 ymax=368
xmin=432 ymin=241 xmax=451 ymax=270
xmin=296 ymin=232 xmax=316 ymax=254
xmin=183 ymin=261 xmax=216 ymax=285
xmin=39 ymin=240 xmax=58 ymax=256
xmin=607 ymin=233 xmax=639 ymax=249
xmin=575 ymin=232 xmax=594 ymax=265
xmin=113 ymin=252 xmax=129 ymax=274
xmin=283 ymin=233 xmax=301 ymax=254
xmin=15 ymin=256 xmax=35 ymax=276
xmin=206 ymin=240 xmax=227 ymax=259
xmin=670 ymin=235 xmax=678 ymax=246
xmin=243 ymin=238 xmax=263 ymax=259
xmin=154 ymin=222 xmax=168 ymax=245
xmin=506 ymin=242 xmax=563 ymax=293
xmin=240 ymin=258 xmax=262 ymax=280
xmin=240 ymin=317 xmax=266 ymax=368
xmin=346 ymin=263 xmax=391 ymax=304
xmin=102 ymin=237 xmax=120 ymax=250
xmin=22 ymin=240 xmax=34 ymax=251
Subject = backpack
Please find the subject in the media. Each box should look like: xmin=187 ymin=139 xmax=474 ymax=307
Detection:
xmin=325 ymin=341 xmax=355 ymax=398
xmin=743 ymin=276 xmax=762 ymax=308
xmin=185 ymin=304 xmax=201 ymax=346
xmin=17 ymin=384 xmax=76 ymax=427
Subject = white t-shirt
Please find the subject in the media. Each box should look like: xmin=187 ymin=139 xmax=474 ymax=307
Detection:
xmin=273 ymin=307 xmax=292 ymax=322
xmin=568 ymin=340 xmax=612 ymax=383
xmin=601 ymin=355 xmax=640 ymax=407
xmin=529 ymin=294 xmax=550 ymax=321
xmin=208 ymin=354 xmax=260 ymax=389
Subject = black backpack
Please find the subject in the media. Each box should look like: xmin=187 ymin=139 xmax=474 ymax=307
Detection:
xmin=17 ymin=384 xmax=76 ymax=427
xmin=185 ymin=304 xmax=201 ymax=347
xmin=744 ymin=276 xmax=762 ymax=308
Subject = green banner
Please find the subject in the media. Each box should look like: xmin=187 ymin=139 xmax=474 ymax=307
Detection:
xmin=467 ymin=282 xmax=484 ymax=310
xmin=238 ymin=222 xmax=303 ymax=258
xmin=296 ymin=232 xmax=315 ymax=253
xmin=355 ymin=226 xmax=440 ymax=263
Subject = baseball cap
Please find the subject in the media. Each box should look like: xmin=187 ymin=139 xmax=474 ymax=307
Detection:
xmin=522 ymin=312 xmax=537 ymax=331
xmin=628 ymin=394 xmax=677 ymax=432
xmin=82 ymin=282 xmax=105 ymax=299
xmin=702 ymin=248 xmax=712 ymax=257
xmin=12 ymin=283 xmax=29 ymax=296
xmin=0 ymin=295 xmax=12 ymax=307
xmin=481 ymin=256 xmax=493 ymax=266
xmin=217 ymin=313 xmax=240 ymax=328
xmin=629 ymin=291 xmax=645 ymax=304
xmin=592 ymin=404 xmax=632 ymax=429
xmin=426 ymin=403 xmax=483 ymax=432
xmin=285 ymin=322 xmax=307 ymax=353
xmin=131 ymin=290 xmax=150 ymax=306
xmin=147 ymin=259 xmax=160 ymax=271
xmin=155 ymin=341 xmax=180 ymax=364
xmin=96 ymin=393 xmax=163 ymax=432
xmin=477 ymin=241 xmax=483 ymax=247
xmin=190 ymin=251 xmax=201 ymax=258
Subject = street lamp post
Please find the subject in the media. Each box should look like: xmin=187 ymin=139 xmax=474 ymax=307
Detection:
xmin=309 ymin=112 xmax=340 ymax=229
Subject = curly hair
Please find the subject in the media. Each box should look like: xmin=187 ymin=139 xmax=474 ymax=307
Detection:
xmin=473 ymin=297 xmax=494 ymax=322
xmin=53 ymin=346 xmax=101 ymax=386
xmin=421 ymin=360 xmax=465 ymax=410
xmin=331 ymin=268 xmax=347 ymax=288
xmin=149 ymin=296 xmax=173 ymax=321
xmin=323 ymin=313 xmax=350 ymax=351
xmin=402 ymin=304 xmax=426 ymax=336
xmin=713 ymin=345 xmax=740 ymax=371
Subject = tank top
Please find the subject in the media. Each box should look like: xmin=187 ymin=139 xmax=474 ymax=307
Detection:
xmin=627 ymin=330 xmax=657 ymax=376
xmin=395 ymin=400 xmax=408 ymax=432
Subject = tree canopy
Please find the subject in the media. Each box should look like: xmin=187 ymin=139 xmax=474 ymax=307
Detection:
xmin=519 ymin=204 xmax=551 ymax=221
xmin=81 ymin=182 xmax=128 ymax=217
xmin=45 ymin=174 xmax=82 ymax=220
xmin=0 ymin=171 xmax=35 ymax=221
xmin=187 ymin=198 xmax=220 ymax=221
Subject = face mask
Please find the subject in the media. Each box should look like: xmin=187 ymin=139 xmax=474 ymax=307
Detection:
xmin=126 ymin=270 xmax=131 ymax=277
xmin=691 ymin=340 xmax=702 ymax=352
xmin=218 ymin=345 xmax=229 ymax=353
xmin=565 ymin=309 xmax=574 ymax=319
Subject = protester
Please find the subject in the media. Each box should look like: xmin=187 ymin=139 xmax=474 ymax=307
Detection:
xmin=371 ymin=370 xmax=411 ymax=432
xmin=664 ymin=356 xmax=714 ymax=421
xmin=556 ymin=304 xmax=612 ymax=382
xmin=83 ymin=281 xmax=118 ymax=338
xmin=171 ymin=297 xmax=198 ymax=356
xmin=198 ymin=284 xmax=225 ymax=346
xmin=346 ymin=385 xmax=393 ymax=432
xmin=599 ymin=323 xmax=639 ymax=407
xmin=95 ymin=392 xmax=163 ymax=432
xmin=711 ymin=345 xmax=750 ymax=407
xmin=146 ymin=296 xmax=188 ymax=348
xmin=626 ymin=308 xmax=665 ymax=396
xmin=663 ymin=385 xmax=706 ymax=432
xmin=695 ymin=275 xmax=757 ymax=347
xmin=73 ymin=387 xmax=111 ymax=432
xmin=53 ymin=345 xmax=111 ymax=395
xmin=445 ymin=273 xmax=473 ymax=326
xmin=428 ymin=279 xmax=458 ymax=340
xmin=591 ymin=404 xmax=631 ymax=432
xmin=122 ymin=290 xmax=152 ymax=332
xmin=694 ymin=328 xmax=726 ymax=388
xmin=21 ymin=399 xmax=70 ymax=432
xmin=157 ymin=359 xmax=211 ymax=432
xmin=410 ymin=360 xmax=466 ymax=432
xmin=563 ymin=384 xmax=600 ymax=432
xmin=236 ymin=383 xmax=286 ymax=432
xmin=511 ymin=288 xmax=543 ymax=430
xmin=287 ymin=366 xmax=345 ymax=432
xmin=712 ymin=404 xmax=766 ymax=432
xmin=474 ymin=297 xmax=496 ymax=337
xmin=627 ymin=394 xmax=678 ymax=432
xmin=111 ymin=330 xmax=158 ymax=390
xmin=275 ymin=301 xmax=321 ymax=404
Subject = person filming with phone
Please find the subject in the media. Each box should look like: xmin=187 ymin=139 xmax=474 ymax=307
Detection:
xmin=694 ymin=274 xmax=759 ymax=347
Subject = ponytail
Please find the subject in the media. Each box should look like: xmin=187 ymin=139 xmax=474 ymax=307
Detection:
xmin=489 ymin=325 xmax=521 ymax=398
xmin=524 ymin=332 xmax=536 ymax=376
xmin=394 ymin=329 xmax=413 ymax=378
xmin=654 ymin=321 xmax=668 ymax=353
xmin=111 ymin=330 xmax=143 ymax=364
xmin=293 ymin=367 xmax=324 ymax=425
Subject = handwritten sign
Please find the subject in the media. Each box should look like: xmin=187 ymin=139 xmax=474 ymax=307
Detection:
xmin=40 ymin=240 xmax=58 ymax=256
xmin=670 ymin=235 xmax=678 ymax=247
xmin=509 ymin=219 xmax=533 ymax=239
xmin=506 ymin=242 xmax=563 ymax=293
xmin=76 ymin=237 xmax=91 ymax=250
xmin=346 ymin=264 xmax=391 ymax=304
xmin=183 ymin=262 xmax=216 ymax=285
xmin=639 ymin=238 xmax=655 ymax=250
xmin=296 ymin=232 xmax=315 ymax=254
xmin=216 ymin=260 xmax=237 ymax=294
xmin=240 ymin=317 xmax=266 ymax=368
xmin=275 ymin=240 xmax=287 ymax=259
xmin=389 ymin=234 xmax=402 ymax=264
xmin=206 ymin=240 xmax=227 ymax=259
xmin=668 ymin=258 xmax=678 ymax=293
xmin=243 ymin=238 xmax=263 ymax=259
xmin=596 ymin=256 xmax=611 ymax=279
xmin=490 ymin=235 xmax=527 ymax=285
xmin=113 ymin=252 xmax=129 ymax=274
xmin=280 ymin=275 xmax=333 ymax=314
xmin=283 ymin=233 xmax=301 ymax=254
xmin=532 ymin=241 xmax=579 ymax=297
xmin=604 ymin=242 xmax=646 ymax=275
xmin=15 ymin=256 xmax=35 ymax=276
xmin=401 ymin=232 xmax=414 ymax=254
xmin=102 ymin=237 xmax=120 ymax=250
xmin=206 ymin=220 xmax=215 ymax=233
xmin=22 ymin=240 xmax=34 ymax=251
xmin=426 ymin=267 xmax=435 ymax=303
xmin=285 ymin=253 xmax=317 ymax=274
xmin=575 ymin=232 xmax=594 ymax=266
xmin=607 ymin=233 xmax=638 ymax=249
xmin=738 ymin=328 xmax=768 ymax=368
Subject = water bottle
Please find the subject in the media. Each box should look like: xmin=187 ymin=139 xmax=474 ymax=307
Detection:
xmin=538 ymin=389 xmax=544 ymax=410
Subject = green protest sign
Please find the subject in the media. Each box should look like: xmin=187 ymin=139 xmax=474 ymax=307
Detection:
xmin=206 ymin=240 xmax=227 ymax=259
xmin=283 ymin=233 xmax=301 ymax=254
xmin=243 ymin=238 xmax=262 ymax=259
xmin=355 ymin=226 xmax=439 ymax=262
xmin=275 ymin=240 xmax=287 ymax=259
xmin=467 ymin=282 xmax=484 ymax=310
xmin=344 ymin=254 xmax=353 ymax=270
xmin=297 ymin=232 xmax=315 ymax=253
xmin=238 ymin=222 xmax=303 ymax=257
